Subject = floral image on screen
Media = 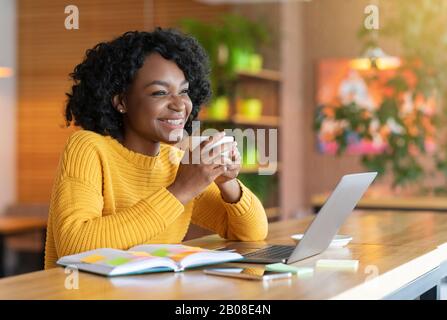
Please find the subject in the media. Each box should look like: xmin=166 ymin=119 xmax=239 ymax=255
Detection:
xmin=314 ymin=59 xmax=437 ymax=156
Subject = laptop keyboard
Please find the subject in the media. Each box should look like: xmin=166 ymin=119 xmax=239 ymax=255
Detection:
xmin=242 ymin=245 xmax=295 ymax=260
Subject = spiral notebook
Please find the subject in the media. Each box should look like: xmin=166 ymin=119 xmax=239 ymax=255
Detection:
xmin=57 ymin=244 xmax=243 ymax=276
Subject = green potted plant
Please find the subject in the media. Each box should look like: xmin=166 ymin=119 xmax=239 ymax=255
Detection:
xmin=180 ymin=14 xmax=269 ymax=120
xmin=314 ymin=0 xmax=447 ymax=194
xmin=242 ymin=98 xmax=263 ymax=120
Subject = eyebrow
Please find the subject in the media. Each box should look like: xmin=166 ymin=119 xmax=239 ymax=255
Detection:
xmin=144 ymin=79 xmax=189 ymax=88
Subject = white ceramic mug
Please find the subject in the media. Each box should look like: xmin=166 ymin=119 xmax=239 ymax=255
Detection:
xmin=190 ymin=135 xmax=234 ymax=158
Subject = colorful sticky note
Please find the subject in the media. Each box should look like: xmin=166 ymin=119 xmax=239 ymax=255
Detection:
xmin=184 ymin=246 xmax=204 ymax=252
xmin=266 ymin=263 xmax=314 ymax=277
xmin=81 ymin=254 xmax=105 ymax=264
xmin=241 ymin=267 xmax=265 ymax=277
xmin=316 ymin=259 xmax=359 ymax=271
xmin=170 ymin=251 xmax=199 ymax=262
xmin=171 ymin=245 xmax=203 ymax=253
xmin=106 ymin=257 xmax=131 ymax=266
xmin=151 ymin=248 xmax=170 ymax=257
xmin=128 ymin=251 xmax=152 ymax=257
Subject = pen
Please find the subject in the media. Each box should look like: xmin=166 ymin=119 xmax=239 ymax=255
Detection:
xmin=214 ymin=247 xmax=237 ymax=252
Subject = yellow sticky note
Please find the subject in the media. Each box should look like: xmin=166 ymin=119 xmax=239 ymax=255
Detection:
xmin=180 ymin=245 xmax=204 ymax=252
xmin=316 ymin=259 xmax=359 ymax=272
xmin=128 ymin=251 xmax=152 ymax=257
xmin=170 ymin=251 xmax=198 ymax=262
xmin=266 ymin=263 xmax=314 ymax=277
xmin=81 ymin=254 xmax=105 ymax=264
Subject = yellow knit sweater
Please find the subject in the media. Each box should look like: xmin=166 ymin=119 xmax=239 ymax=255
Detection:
xmin=44 ymin=130 xmax=268 ymax=269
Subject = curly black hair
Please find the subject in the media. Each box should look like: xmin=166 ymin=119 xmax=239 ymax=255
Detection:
xmin=65 ymin=28 xmax=211 ymax=138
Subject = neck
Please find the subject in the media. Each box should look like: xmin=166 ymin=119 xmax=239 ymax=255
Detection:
xmin=121 ymin=129 xmax=160 ymax=156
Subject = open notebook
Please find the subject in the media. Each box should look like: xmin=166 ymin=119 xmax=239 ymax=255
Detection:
xmin=57 ymin=244 xmax=243 ymax=276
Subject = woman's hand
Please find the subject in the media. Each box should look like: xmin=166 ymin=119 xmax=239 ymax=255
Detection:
xmin=167 ymin=132 xmax=234 ymax=205
xmin=214 ymin=144 xmax=242 ymax=203
xmin=214 ymin=142 xmax=241 ymax=185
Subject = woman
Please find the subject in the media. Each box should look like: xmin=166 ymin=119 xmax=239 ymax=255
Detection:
xmin=44 ymin=28 xmax=268 ymax=269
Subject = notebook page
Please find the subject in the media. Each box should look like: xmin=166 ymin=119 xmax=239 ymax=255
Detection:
xmin=179 ymin=251 xmax=243 ymax=269
xmin=57 ymin=248 xmax=178 ymax=276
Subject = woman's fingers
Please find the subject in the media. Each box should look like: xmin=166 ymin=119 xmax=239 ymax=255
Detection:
xmin=187 ymin=133 xmax=241 ymax=181
xmin=232 ymin=145 xmax=241 ymax=163
xmin=225 ymin=163 xmax=240 ymax=171
xmin=202 ymin=142 xmax=235 ymax=165
xmin=200 ymin=132 xmax=225 ymax=151
xmin=210 ymin=164 xmax=227 ymax=177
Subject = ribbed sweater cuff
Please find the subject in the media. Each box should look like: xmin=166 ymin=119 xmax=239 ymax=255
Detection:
xmin=144 ymin=187 xmax=185 ymax=225
xmin=222 ymin=180 xmax=253 ymax=217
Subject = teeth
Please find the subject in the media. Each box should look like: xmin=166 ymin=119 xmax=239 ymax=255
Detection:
xmin=165 ymin=119 xmax=183 ymax=125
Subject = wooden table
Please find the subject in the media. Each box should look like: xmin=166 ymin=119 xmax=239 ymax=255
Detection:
xmin=0 ymin=211 xmax=447 ymax=299
xmin=0 ymin=216 xmax=48 ymax=277
xmin=312 ymin=193 xmax=447 ymax=212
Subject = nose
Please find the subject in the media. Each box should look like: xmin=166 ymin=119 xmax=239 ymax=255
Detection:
xmin=168 ymin=94 xmax=185 ymax=113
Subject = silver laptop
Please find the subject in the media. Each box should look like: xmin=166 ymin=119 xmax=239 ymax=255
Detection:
xmin=240 ymin=172 xmax=377 ymax=264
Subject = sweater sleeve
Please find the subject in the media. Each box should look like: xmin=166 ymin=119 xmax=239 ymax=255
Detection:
xmin=191 ymin=180 xmax=268 ymax=241
xmin=49 ymin=132 xmax=184 ymax=258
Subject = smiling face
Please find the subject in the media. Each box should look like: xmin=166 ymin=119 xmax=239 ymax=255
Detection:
xmin=114 ymin=52 xmax=193 ymax=153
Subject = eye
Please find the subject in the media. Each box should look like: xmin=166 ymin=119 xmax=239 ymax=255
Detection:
xmin=180 ymin=88 xmax=189 ymax=95
xmin=151 ymin=90 xmax=167 ymax=96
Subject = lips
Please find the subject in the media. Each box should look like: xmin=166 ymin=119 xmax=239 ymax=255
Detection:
xmin=158 ymin=117 xmax=185 ymax=129
xmin=161 ymin=119 xmax=183 ymax=125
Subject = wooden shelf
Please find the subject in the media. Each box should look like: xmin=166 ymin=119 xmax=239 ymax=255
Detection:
xmin=240 ymin=162 xmax=280 ymax=174
xmin=232 ymin=114 xmax=279 ymax=127
xmin=237 ymin=69 xmax=282 ymax=82
xmin=199 ymin=114 xmax=279 ymax=127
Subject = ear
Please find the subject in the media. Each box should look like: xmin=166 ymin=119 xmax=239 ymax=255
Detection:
xmin=112 ymin=94 xmax=127 ymax=114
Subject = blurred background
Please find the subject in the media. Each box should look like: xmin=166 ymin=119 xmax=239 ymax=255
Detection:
xmin=1 ymin=0 xmax=447 ymax=277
